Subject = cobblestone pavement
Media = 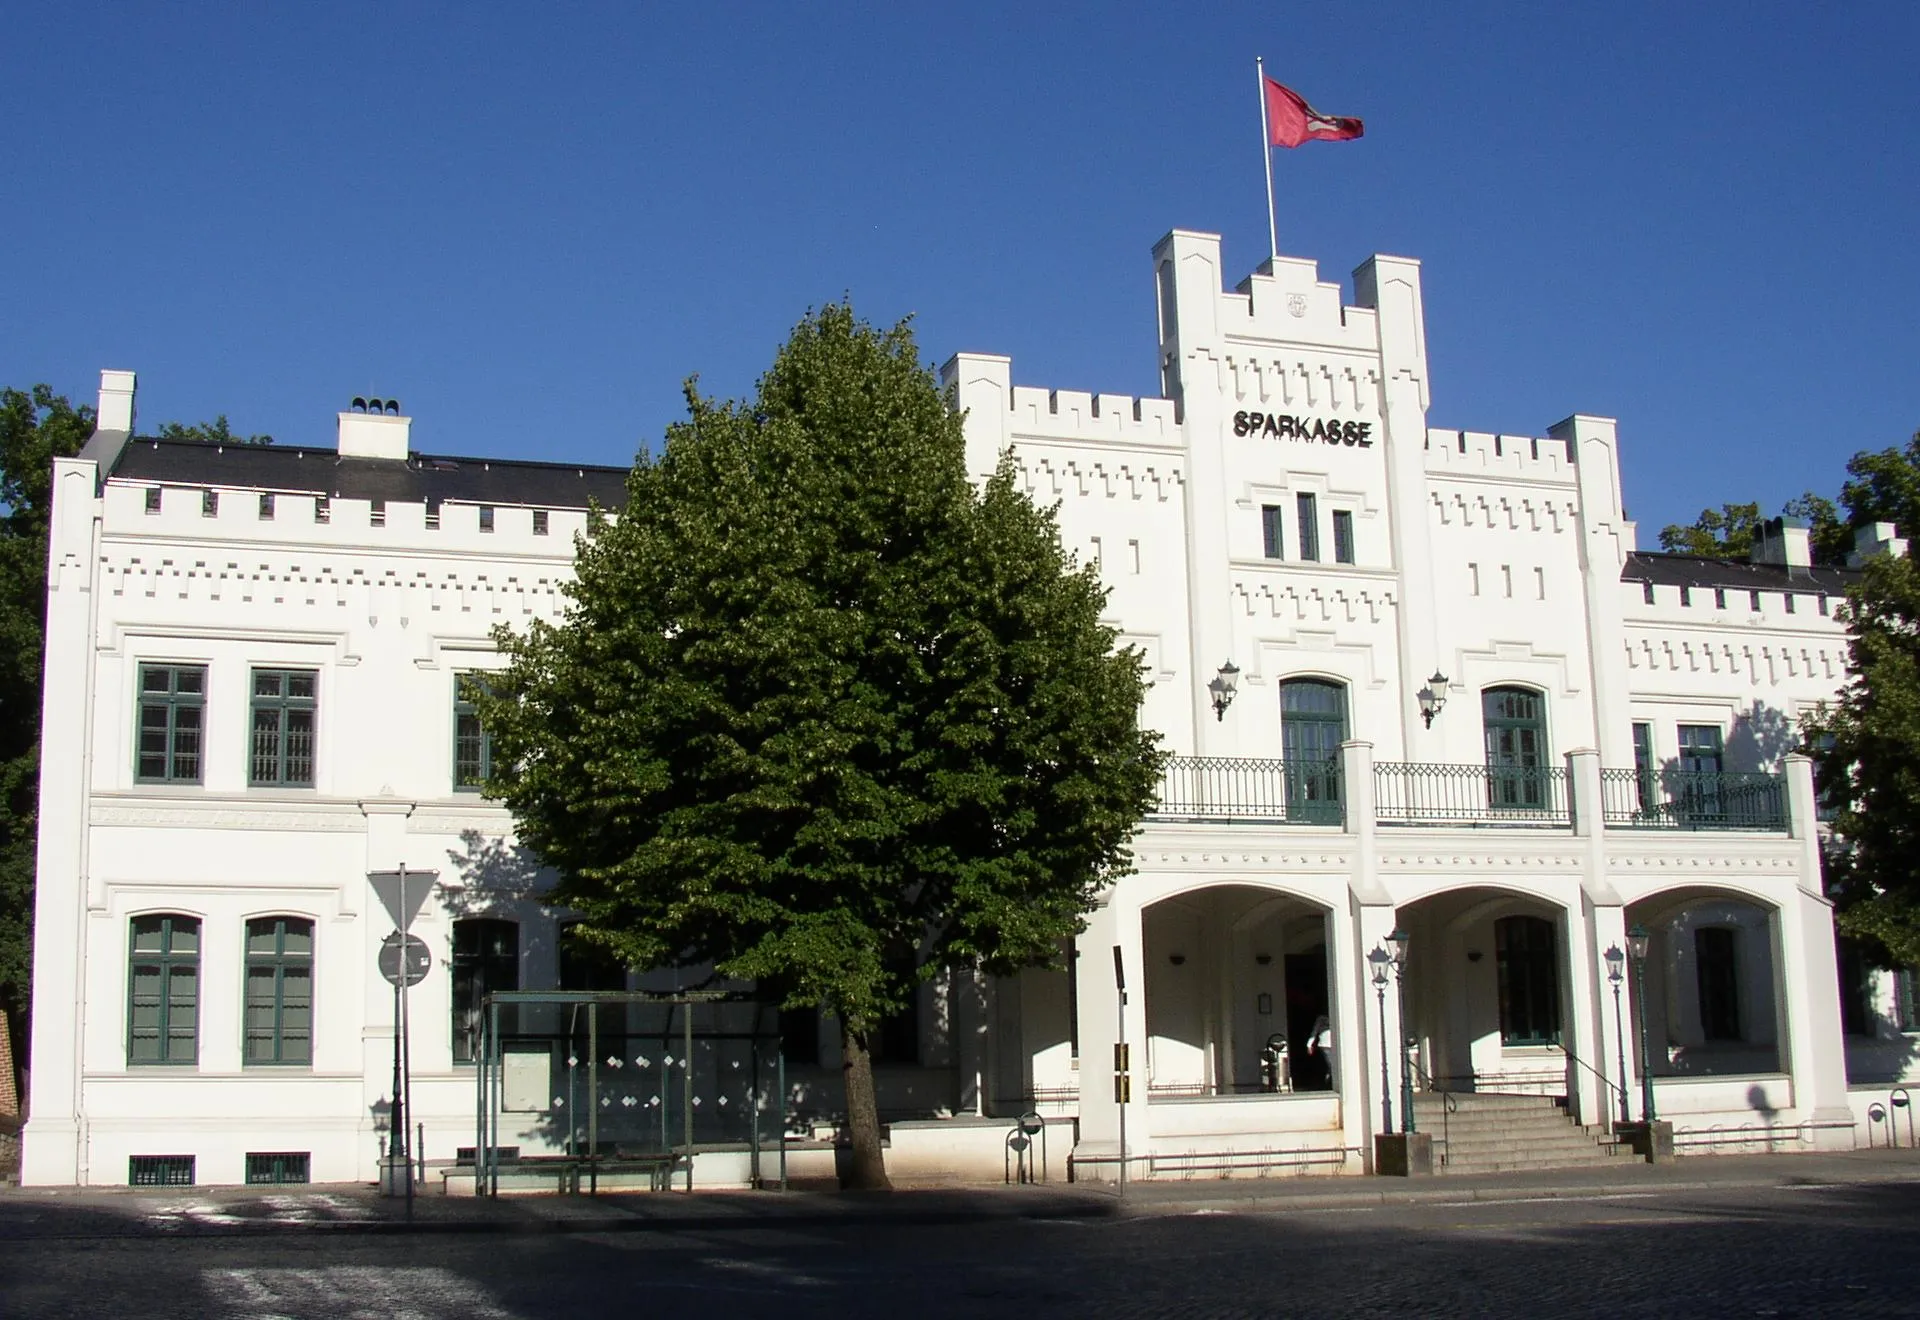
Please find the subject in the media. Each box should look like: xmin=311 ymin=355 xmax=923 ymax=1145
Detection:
xmin=4 ymin=1177 xmax=1919 ymax=1317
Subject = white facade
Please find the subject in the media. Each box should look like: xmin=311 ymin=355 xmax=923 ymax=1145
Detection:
xmin=23 ymin=232 xmax=1915 ymax=1187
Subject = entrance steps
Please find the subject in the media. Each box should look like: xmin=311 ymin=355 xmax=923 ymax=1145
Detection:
xmin=1412 ymin=1092 xmax=1633 ymax=1175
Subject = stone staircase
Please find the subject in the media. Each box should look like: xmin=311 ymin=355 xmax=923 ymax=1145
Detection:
xmin=1412 ymin=1091 xmax=1633 ymax=1174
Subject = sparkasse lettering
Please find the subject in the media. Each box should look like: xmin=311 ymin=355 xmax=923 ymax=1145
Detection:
xmin=1232 ymin=410 xmax=1373 ymax=447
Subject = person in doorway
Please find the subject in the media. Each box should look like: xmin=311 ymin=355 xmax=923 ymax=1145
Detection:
xmin=1305 ymin=1014 xmax=1335 ymax=1090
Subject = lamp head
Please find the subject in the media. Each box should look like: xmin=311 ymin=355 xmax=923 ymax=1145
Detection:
xmin=1417 ymin=671 xmax=1449 ymax=729
xmin=1626 ymin=923 xmax=1651 ymax=961
xmin=1207 ymin=659 xmax=1242 ymax=720
xmin=1604 ymin=943 xmax=1625 ymax=981
xmin=1387 ymin=927 xmax=1411 ymax=969
xmin=1367 ymin=944 xmax=1391 ymax=985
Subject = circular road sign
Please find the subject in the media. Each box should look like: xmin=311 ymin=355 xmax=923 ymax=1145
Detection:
xmin=378 ymin=932 xmax=432 ymax=987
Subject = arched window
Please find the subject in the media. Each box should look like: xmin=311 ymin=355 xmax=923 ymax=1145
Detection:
xmin=1495 ymin=915 xmax=1560 ymax=1046
xmin=1482 ymin=686 xmax=1548 ymax=810
xmin=452 ymin=918 xmax=519 ymax=1063
xmin=1280 ymin=678 xmax=1347 ymax=824
xmin=245 ymin=917 xmax=314 ymax=1065
xmin=129 ymin=914 xmax=199 ymax=1065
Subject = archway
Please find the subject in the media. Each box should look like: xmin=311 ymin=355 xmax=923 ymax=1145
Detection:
xmin=1625 ymin=888 xmax=1783 ymax=1078
xmin=1140 ymin=884 xmax=1336 ymax=1098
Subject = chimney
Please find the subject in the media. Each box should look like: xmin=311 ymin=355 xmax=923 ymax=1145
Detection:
xmin=1849 ymin=521 xmax=1909 ymax=566
xmin=337 ymin=396 xmax=411 ymax=461
xmin=1751 ymin=516 xmax=1812 ymax=569
xmin=78 ymin=368 xmax=138 ymax=471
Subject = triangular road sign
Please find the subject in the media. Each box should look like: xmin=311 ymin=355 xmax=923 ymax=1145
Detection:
xmin=368 ymin=867 xmax=439 ymax=932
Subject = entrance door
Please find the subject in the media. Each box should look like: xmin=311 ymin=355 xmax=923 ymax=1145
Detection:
xmin=1283 ymin=944 xmax=1332 ymax=1090
xmin=1281 ymin=679 xmax=1347 ymax=825
xmin=1483 ymin=687 xmax=1548 ymax=811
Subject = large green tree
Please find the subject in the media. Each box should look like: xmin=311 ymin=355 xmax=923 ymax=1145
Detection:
xmin=477 ymin=306 xmax=1163 ymax=1188
xmin=1806 ymin=552 xmax=1920 ymax=967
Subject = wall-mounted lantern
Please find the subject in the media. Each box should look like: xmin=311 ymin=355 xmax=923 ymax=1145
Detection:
xmin=1417 ymin=671 xmax=1449 ymax=728
xmin=1208 ymin=659 xmax=1241 ymax=722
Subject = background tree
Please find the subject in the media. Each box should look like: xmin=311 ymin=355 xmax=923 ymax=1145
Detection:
xmin=155 ymin=416 xmax=273 ymax=446
xmin=477 ymin=306 xmax=1163 ymax=1189
xmin=1658 ymin=502 xmax=1763 ymax=558
xmin=1807 ymin=553 xmax=1920 ymax=970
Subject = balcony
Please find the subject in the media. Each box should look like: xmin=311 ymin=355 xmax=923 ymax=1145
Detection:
xmin=1147 ymin=754 xmax=1791 ymax=834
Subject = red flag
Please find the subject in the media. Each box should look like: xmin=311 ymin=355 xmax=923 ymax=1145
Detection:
xmin=1264 ymin=78 xmax=1364 ymax=148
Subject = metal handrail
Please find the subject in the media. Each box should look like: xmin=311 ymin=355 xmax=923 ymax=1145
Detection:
xmin=1597 ymin=766 xmax=1788 ymax=833
xmin=1561 ymin=1045 xmax=1630 ymax=1129
xmin=1375 ymin=761 xmax=1571 ymax=828
xmin=1150 ymin=754 xmax=1345 ymax=825
xmin=1409 ymin=1060 xmax=1459 ymax=1166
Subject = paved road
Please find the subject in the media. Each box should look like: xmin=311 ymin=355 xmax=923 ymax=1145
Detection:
xmin=3 ymin=1178 xmax=1918 ymax=1318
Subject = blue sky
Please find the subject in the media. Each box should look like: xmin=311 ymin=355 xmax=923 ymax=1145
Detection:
xmin=5 ymin=2 xmax=1916 ymax=538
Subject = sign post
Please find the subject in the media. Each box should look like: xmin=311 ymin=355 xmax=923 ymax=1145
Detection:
xmin=1112 ymin=945 xmax=1129 ymax=1192
xmin=369 ymin=866 xmax=436 ymax=1217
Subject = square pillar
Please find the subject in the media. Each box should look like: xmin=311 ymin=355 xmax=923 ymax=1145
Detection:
xmin=1354 ymin=901 xmax=1407 ymax=1152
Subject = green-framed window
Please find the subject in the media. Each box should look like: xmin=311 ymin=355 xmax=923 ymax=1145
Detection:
xmin=1332 ymin=509 xmax=1355 ymax=564
xmin=1483 ymin=686 xmax=1549 ymax=810
xmin=245 ymin=1152 xmax=310 ymax=1185
xmin=136 ymin=664 xmax=207 ymax=784
xmin=1280 ymin=678 xmax=1347 ymax=823
xmin=453 ymin=675 xmax=493 ymax=791
xmin=1296 ymin=492 xmax=1320 ymax=562
xmin=452 ymin=918 xmax=518 ymax=1064
xmin=129 ymin=914 xmax=200 ymax=1065
xmin=249 ymin=668 xmax=316 ymax=786
xmin=1631 ymin=721 xmax=1656 ymax=814
xmin=1495 ymin=915 xmax=1561 ymax=1046
xmin=1260 ymin=504 xmax=1284 ymax=560
xmin=245 ymin=917 xmax=314 ymax=1065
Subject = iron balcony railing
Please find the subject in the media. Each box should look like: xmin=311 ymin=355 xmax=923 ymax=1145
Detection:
xmin=1374 ymin=761 xmax=1571 ymax=827
xmin=1598 ymin=767 xmax=1789 ymax=832
xmin=1150 ymin=755 xmax=1344 ymax=825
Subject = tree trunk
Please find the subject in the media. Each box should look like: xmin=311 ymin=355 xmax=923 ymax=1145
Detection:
xmin=838 ymin=1020 xmax=892 ymax=1190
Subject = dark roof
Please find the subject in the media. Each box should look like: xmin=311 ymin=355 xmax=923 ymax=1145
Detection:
xmin=1622 ymin=550 xmax=1856 ymax=594
xmin=109 ymin=437 xmax=631 ymax=510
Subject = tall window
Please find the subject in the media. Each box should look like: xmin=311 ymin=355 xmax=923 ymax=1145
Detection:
xmin=250 ymin=669 xmax=316 ymax=787
xmin=559 ymin=921 xmax=628 ymax=1040
xmin=1260 ymin=505 xmax=1284 ymax=560
xmin=780 ymin=1005 xmax=822 ymax=1067
xmin=1631 ymin=721 xmax=1656 ymax=814
xmin=1483 ymin=686 xmax=1548 ymax=810
xmin=1677 ymin=724 xmax=1725 ymax=822
xmin=1695 ymin=926 xmax=1741 ymax=1041
xmin=137 ymin=664 xmax=206 ymax=784
xmin=1332 ymin=509 xmax=1355 ymax=564
xmin=129 ymin=915 xmax=199 ymax=1065
xmin=1897 ymin=969 xmax=1920 ymax=1033
xmin=1296 ymin=493 xmax=1320 ymax=561
xmin=1280 ymin=678 xmax=1347 ymax=824
xmin=245 ymin=917 xmax=313 ymax=1065
xmin=453 ymin=676 xmax=493 ymax=791
xmin=1495 ymin=915 xmax=1560 ymax=1046
xmin=1839 ymin=940 xmax=1876 ymax=1038
xmin=452 ymin=919 xmax=518 ymax=1064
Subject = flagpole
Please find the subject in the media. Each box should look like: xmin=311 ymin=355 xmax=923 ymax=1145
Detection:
xmin=1256 ymin=56 xmax=1278 ymax=263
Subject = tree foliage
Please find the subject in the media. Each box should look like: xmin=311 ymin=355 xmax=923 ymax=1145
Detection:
xmin=155 ymin=416 xmax=274 ymax=446
xmin=0 ymin=387 xmax=95 ymax=1036
xmin=1658 ymin=502 xmax=1763 ymax=558
xmin=1806 ymin=553 xmax=1920 ymax=967
xmin=477 ymin=305 xmax=1163 ymax=1187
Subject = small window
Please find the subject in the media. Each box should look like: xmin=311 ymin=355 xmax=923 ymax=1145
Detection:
xmin=1784 ymin=593 xmax=1797 ymax=614
xmin=425 ymin=499 xmax=442 ymax=530
xmin=136 ymin=664 xmax=207 ymax=784
xmin=130 ymin=1155 xmax=195 ymax=1187
xmin=259 ymin=492 xmax=275 ymax=520
xmin=452 ymin=919 xmax=519 ymax=1063
xmin=1642 ymin=581 xmax=1656 ymax=605
xmin=1631 ymin=721 xmax=1655 ymax=814
xmin=1260 ymin=505 xmax=1284 ymax=560
xmin=453 ymin=676 xmax=493 ymax=791
xmin=1679 ymin=586 xmax=1692 ymax=607
xmin=129 ymin=914 xmax=199 ymax=1065
xmin=315 ymin=496 xmax=331 ymax=525
xmin=1296 ymin=493 xmax=1320 ymax=562
xmin=370 ymin=499 xmax=386 ymax=528
xmin=144 ymin=487 xmax=163 ymax=514
xmin=479 ymin=506 xmax=496 ymax=533
xmin=249 ymin=669 xmax=318 ymax=787
xmin=201 ymin=490 xmax=218 ymax=518
xmin=245 ymin=917 xmax=314 ymax=1066
xmin=1818 ymin=594 xmax=1829 ymax=616
xmin=532 ymin=509 xmax=549 ymax=536
xmin=1678 ymin=724 xmax=1724 ymax=775
xmin=1750 ymin=590 xmax=1762 ymax=611
xmin=245 ymin=1152 xmax=310 ymax=1185
xmin=1713 ymin=587 xmax=1726 ymax=609
xmin=1332 ymin=510 xmax=1355 ymax=564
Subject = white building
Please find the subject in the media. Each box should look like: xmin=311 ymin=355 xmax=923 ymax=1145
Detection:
xmin=23 ymin=231 xmax=1919 ymax=1189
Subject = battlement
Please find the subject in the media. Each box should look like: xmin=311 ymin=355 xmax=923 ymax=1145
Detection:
xmin=943 ymin=353 xmax=1180 ymax=460
xmin=1222 ymin=256 xmax=1379 ymax=353
xmin=1425 ymin=428 xmax=1575 ymax=482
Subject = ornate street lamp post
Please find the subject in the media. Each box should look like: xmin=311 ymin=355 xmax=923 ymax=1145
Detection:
xmin=1626 ymin=923 xmax=1656 ymax=1123
xmin=1388 ymin=928 xmax=1413 ymax=1135
xmin=1368 ymin=945 xmax=1393 ymax=1135
xmin=1604 ymin=943 xmax=1631 ymax=1126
